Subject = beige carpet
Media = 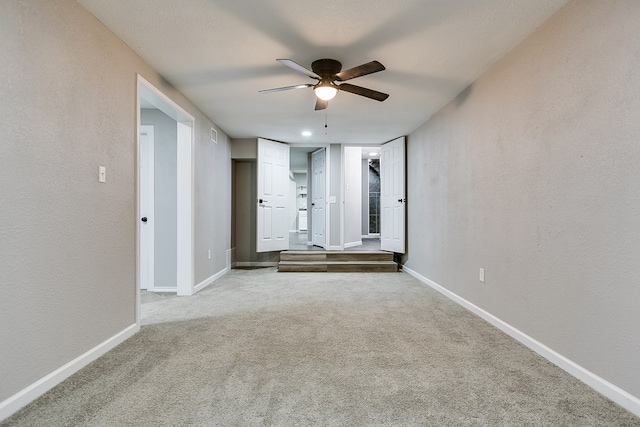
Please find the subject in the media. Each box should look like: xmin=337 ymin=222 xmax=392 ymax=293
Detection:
xmin=4 ymin=268 xmax=639 ymax=426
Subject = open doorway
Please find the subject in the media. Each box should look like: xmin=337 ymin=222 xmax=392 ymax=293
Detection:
xmin=288 ymin=145 xmax=383 ymax=252
xmin=361 ymin=147 xmax=382 ymax=248
xmin=288 ymin=146 xmax=322 ymax=251
xmin=136 ymin=75 xmax=195 ymax=326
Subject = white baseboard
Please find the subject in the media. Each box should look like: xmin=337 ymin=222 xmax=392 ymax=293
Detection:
xmin=149 ymin=287 xmax=177 ymax=293
xmin=328 ymin=245 xmax=342 ymax=251
xmin=307 ymin=241 xmax=313 ymax=246
xmin=0 ymin=323 xmax=139 ymax=422
xmin=193 ymin=267 xmax=230 ymax=294
xmin=402 ymin=266 xmax=640 ymax=417
xmin=344 ymin=241 xmax=362 ymax=249
xmin=234 ymin=262 xmax=278 ymax=267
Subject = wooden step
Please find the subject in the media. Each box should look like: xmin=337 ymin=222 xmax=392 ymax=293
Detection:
xmin=280 ymin=251 xmax=394 ymax=262
xmin=278 ymin=260 xmax=398 ymax=273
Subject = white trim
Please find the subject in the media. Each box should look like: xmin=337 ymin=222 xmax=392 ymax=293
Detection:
xmin=307 ymin=241 xmax=313 ymax=246
xmin=344 ymin=240 xmax=363 ymax=249
xmin=328 ymin=245 xmax=342 ymax=251
xmin=340 ymin=144 xmax=345 ymax=251
xmin=135 ymin=79 xmax=142 ymax=327
xmin=149 ymin=287 xmax=177 ymax=293
xmin=402 ymin=266 xmax=640 ymax=417
xmin=193 ymin=267 xmax=230 ymax=294
xmin=234 ymin=262 xmax=278 ymax=267
xmin=0 ymin=324 xmax=138 ymax=422
xmin=139 ymin=125 xmax=155 ymax=292
xmin=324 ymin=147 xmax=330 ymax=250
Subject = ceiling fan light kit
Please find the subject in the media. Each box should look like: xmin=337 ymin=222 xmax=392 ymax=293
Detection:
xmin=260 ymin=58 xmax=388 ymax=110
xmin=314 ymin=83 xmax=338 ymax=101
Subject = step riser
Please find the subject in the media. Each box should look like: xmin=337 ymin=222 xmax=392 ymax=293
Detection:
xmin=279 ymin=265 xmax=397 ymax=273
xmin=280 ymin=252 xmax=394 ymax=262
xmin=278 ymin=251 xmax=397 ymax=273
xmin=327 ymin=264 xmax=398 ymax=273
xmin=278 ymin=262 xmax=398 ymax=273
xmin=279 ymin=264 xmax=327 ymax=272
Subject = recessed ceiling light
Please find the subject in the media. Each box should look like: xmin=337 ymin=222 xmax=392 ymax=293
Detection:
xmin=369 ymin=152 xmax=378 ymax=156
xmin=302 ymin=131 xmax=312 ymax=137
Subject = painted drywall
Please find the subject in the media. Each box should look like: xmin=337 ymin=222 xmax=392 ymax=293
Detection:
xmin=194 ymin=122 xmax=231 ymax=285
xmin=0 ymin=0 xmax=231 ymax=406
xmin=405 ymin=0 xmax=640 ymax=400
xmin=344 ymin=147 xmax=362 ymax=247
xmin=140 ymin=109 xmax=177 ymax=289
xmin=230 ymin=138 xmax=257 ymax=159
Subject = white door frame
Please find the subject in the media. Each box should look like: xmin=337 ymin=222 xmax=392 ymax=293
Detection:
xmin=139 ymin=125 xmax=155 ymax=291
xmin=136 ymin=75 xmax=195 ymax=325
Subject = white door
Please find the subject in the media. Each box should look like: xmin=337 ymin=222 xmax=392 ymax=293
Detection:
xmin=139 ymin=125 xmax=155 ymax=290
xmin=257 ymin=138 xmax=290 ymax=252
xmin=380 ymin=137 xmax=406 ymax=253
xmin=311 ymin=148 xmax=326 ymax=248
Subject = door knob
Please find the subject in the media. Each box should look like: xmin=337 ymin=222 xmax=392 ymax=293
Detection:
xmin=258 ymin=199 xmax=268 ymax=204
xmin=398 ymin=198 xmax=406 ymax=203
xmin=141 ymin=217 xmax=148 ymax=222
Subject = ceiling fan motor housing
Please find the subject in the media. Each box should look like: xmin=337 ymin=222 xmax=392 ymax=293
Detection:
xmin=311 ymin=59 xmax=342 ymax=77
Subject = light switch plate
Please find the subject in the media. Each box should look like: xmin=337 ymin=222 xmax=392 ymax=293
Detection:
xmin=98 ymin=166 xmax=106 ymax=183
xmin=479 ymin=268 xmax=485 ymax=283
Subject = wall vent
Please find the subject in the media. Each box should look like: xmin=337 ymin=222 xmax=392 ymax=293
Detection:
xmin=210 ymin=127 xmax=218 ymax=143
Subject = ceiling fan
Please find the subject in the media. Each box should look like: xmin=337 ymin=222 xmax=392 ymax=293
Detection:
xmin=259 ymin=58 xmax=389 ymax=110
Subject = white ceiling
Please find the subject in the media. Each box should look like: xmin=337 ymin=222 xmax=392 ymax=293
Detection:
xmin=78 ymin=0 xmax=568 ymax=145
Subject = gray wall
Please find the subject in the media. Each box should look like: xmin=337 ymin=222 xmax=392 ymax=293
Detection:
xmin=230 ymin=138 xmax=257 ymax=159
xmin=0 ymin=0 xmax=231 ymax=404
xmin=194 ymin=122 xmax=231 ymax=285
xmin=405 ymin=0 xmax=640 ymax=399
xmin=140 ymin=109 xmax=177 ymax=289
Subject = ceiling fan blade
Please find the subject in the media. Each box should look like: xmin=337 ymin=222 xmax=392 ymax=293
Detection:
xmin=335 ymin=60 xmax=385 ymax=82
xmin=258 ymin=84 xmax=313 ymax=94
xmin=277 ymin=59 xmax=320 ymax=80
xmin=315 ymin=98 xmax=328 ymax=111
xmin=338 ymin=83 xmax=389 ymax=102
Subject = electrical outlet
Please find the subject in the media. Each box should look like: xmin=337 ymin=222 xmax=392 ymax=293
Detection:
xmin=479 ymin=268 xmax=485 ymax=283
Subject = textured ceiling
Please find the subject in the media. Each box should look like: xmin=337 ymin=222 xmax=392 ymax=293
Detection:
xmin=78 ymin=0 xmax=568 ymax=145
